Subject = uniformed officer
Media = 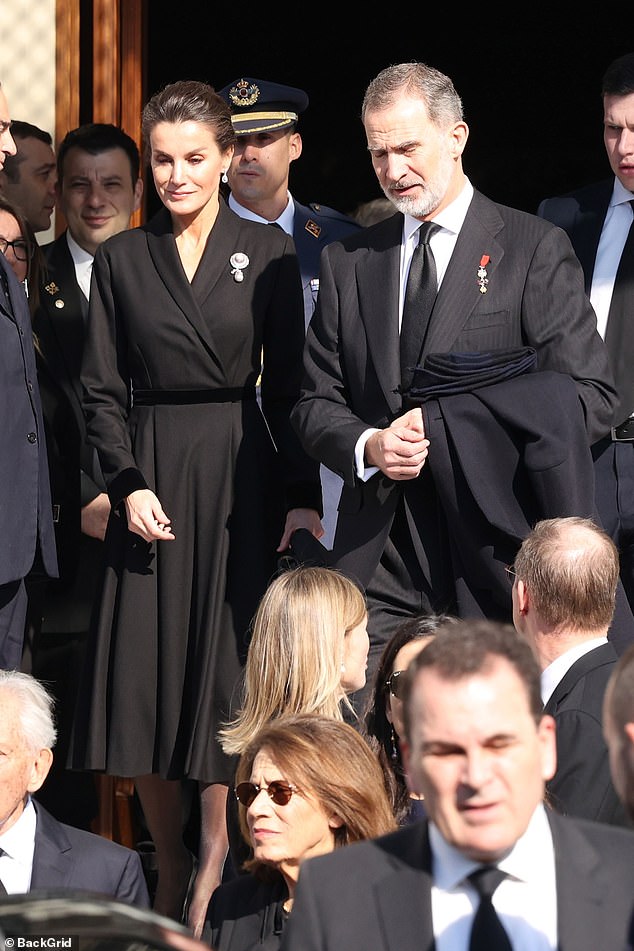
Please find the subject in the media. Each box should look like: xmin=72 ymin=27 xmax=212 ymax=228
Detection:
xmin=219 ymin=77 xmax=361 ymax=549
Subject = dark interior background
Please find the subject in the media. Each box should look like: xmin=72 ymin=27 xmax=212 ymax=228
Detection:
xmin=146 ymin=15 xmax=630 ymax=218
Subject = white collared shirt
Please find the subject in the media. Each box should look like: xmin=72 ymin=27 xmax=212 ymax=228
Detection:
xmin=430 ymin=805 xmax=558 ymax=951
xmin=590 ymin=177 xmax=634 ymax=339
xmin=0 ymin=797 xmax=37 ymax=894
xmin=540 ymin=636 xmax=609 ymax=707
xmin=66 ymin=230 xmax=95 ymax=301
xmin=228 ymin=191 xmax=295 ymax=236
xmin=355 ymin=179 xmax=474 ymax=480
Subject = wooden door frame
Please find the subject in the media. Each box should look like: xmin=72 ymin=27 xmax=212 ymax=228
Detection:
xmin=55 ymin=0 xmax=147 ymax=230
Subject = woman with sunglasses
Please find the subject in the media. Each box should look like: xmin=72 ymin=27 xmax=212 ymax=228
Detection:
xmin=363 ymin=614 xmax=455 ymax=824
xmin=207 ymin=714 xmax=395 ymax=950
xmin=218 ymin=565 xmax=369 ymax=872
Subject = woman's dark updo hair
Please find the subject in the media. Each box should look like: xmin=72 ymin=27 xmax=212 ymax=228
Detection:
xmin=141 ymin=79 xmax=236 ymax=157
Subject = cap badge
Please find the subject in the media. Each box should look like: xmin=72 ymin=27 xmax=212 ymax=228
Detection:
xmin=305 ymin=219 xmax=321 ymax=239
xmin=229 ymin=80 xmax=260 ymax=108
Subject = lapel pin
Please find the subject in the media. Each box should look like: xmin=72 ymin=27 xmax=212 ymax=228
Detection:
xmin=305 ymin=219 xmax=321 ymax=238
xmin=45 ymin=282 xmax=59 ymax=295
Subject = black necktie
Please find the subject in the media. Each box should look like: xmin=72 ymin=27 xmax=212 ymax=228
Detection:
xmin=468 ymin=866 xmax=512 ymax=951
xmin=400 ymin=221 xmax=440 ymax=392
xmin=604 ymin=199 xmax=634 ymax=425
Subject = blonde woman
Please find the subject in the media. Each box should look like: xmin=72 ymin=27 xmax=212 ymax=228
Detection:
xmin=219 ymin=566 xmax=369 ymax=870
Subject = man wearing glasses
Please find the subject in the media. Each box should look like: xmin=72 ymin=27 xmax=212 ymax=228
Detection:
xmin=0 ymin=81 xmax=57 ymax=670
xmin=511 ymin=516 xmax=627 ymax=827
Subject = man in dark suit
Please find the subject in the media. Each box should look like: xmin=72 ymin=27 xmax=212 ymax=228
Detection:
xmin=538 ymin=52 xmax=634 ymax=615
xmin=29 ymin=123 xmax=142 ymax=828
xmin=512 ymin=516 xmax=627 ymax=825
xmin=282 ymin=620 xmax=634 ymax=951
xmin=0 ymin=669 xmax=149 ymax=905
xmin=218 ymin=76 xmax=361 ymax=550
xmin=291 ymin=61 xmax=620 ymax=707
xmin=0 ymin=82 xmax=57 ymax=671
xmin=603 ymin=643 xmax=634 ymax=824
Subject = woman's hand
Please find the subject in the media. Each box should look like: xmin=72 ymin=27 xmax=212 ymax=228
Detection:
xmin=124 ymin=489 xmax=175 ymax=541
xmin=277 ymin=507 xmax=324 ymax=553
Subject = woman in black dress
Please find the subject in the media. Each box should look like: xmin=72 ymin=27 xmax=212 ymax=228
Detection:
xmin=70 ymin=81 xmax=321 ymax=934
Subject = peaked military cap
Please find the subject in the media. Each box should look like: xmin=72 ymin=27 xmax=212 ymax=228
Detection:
xmin=218 ymin=77 xmax=309 ymax=134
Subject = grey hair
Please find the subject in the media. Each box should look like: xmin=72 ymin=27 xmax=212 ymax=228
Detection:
xmin=0 ymin=670 xmax=57 ymax=750
xmin=362 ymin=62 xmax=464 ymax=127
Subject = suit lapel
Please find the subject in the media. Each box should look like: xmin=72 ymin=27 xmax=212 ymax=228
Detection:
xmin=570 ymin=181 xmax=612 ymax=290
xmin=423 ymin=191 xmax=504 ymax=359
xmin=374 ymin=822 xmax=436 ymax=951
xmin=543 ymin=643 xmax=617 ymax=715
xmin=358 ymin=213 xmax=403 ymax=415
xmin=37 ymin=235 xmax=88 ymax=410
xmin=548 ymin=811 xmax=610 ymax=951
xmin=30 ymin=802 xmax=74 ymax=890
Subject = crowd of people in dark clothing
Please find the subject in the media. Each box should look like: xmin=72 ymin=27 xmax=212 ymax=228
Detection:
xmin=1 ymin=52 xmax=634 ymax=951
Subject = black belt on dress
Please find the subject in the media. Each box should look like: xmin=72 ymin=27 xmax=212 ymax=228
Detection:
xmin=611 ymin=416 xmax=634 ymax=442
xmin=133 ymin=387 xmax=256 ymax=405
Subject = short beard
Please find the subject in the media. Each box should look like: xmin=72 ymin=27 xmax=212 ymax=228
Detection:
xmin=382 ymin=152 xmax=456 ymax=219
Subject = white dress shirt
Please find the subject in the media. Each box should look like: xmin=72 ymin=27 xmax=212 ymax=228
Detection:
xmin=0 ymin=797 xmax=37 ymax=894
xmin=66 ymin=230 xmax=94 ymax=301
xmin=228 ymin=190 xmax=296 ymax=235
xmin=590 ymin=178 xmax=634 ymax=340
xmin=430 ymin=804 xmax=558 ymax=951
xmin=540 ymin=636 xmax=609 ymax=707
xmin=355 ymin=180 xmax=475 ymax=480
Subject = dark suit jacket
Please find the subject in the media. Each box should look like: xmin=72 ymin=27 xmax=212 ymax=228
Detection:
xmin=207 ymin=872 xmax=288 ymax=951
xmin=292 ymin=194 xmax=617 ymax=586
xmin=0 ymin=253 xmax=57 ymax=587
xmin=538 ymin=178 xmax=631 ymax=424
xmin=29 ymin=801 xmax=149 ymax=906
xmin=544 ymin=641 xmax=629 ymax=826
xmin=281 ymin=812 xmax=634 ymax=951
xmin=32 ymin=233 xmax=108 ymax=632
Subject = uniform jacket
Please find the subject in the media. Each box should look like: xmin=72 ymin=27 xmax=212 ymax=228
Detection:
xmin=292 ymin=200 xmax=361 ymax=328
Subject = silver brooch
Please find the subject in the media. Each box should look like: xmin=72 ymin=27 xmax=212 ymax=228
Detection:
xmin=230 ymin=251 xmax=249 ymax=283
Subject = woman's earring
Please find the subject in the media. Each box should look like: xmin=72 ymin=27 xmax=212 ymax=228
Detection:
xmin=221 ymin=171 xmax=228 ymax=184
xmin=390 ymin=725 xmax=399 ymax=763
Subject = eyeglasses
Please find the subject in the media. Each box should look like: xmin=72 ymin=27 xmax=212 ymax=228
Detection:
xmin=385 ymin=669 xmax=408 ymax=700
xmin=0 ymin=237 xmax=33 ymax=262
xmin=505 ymin=564 xmax=517 ymax=584
xmin=235 ymin=780 xmax=298 ymax=808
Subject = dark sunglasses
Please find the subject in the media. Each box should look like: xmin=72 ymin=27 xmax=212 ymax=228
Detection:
xmin=0 ymin=237 xmax=33 ymax=263
xmin=385 ymin=669 xmax=408 ymax=700
xmin=235 ymin=780 xmax=298 ymax=808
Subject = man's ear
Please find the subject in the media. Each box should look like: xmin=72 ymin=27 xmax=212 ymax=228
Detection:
xmin=516 ymin=578 xmax=530 ymax=616
xmin=289 ymin=132 xmax=303 ymax=164
xmin=26 ymin=747 xmax=53 ymax=795
xmin=133 ymin=178 xmax=144 ymax=213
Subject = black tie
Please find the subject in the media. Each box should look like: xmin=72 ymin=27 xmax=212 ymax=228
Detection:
xmin=604 ymin=199 xmax=634 ymax=425
xmin=400 ymin=221 xmax=440 ymax=392
xmin=468 ymin=866 xmax=512 ymax=951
